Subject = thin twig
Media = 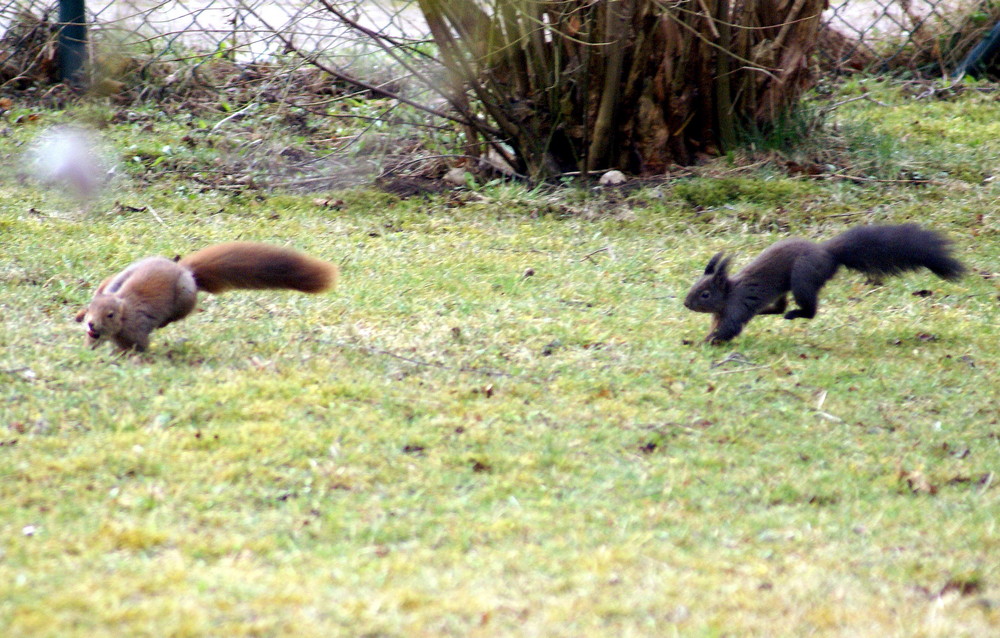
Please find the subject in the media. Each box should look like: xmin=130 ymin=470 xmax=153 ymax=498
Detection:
xmin=696 ymin=0 xmax=721 ymax=39
xmin=824 ymin=211 xmax=870 ymax=219
xmin=813 ymin=410 xmax=843 ymax=423
xmin=820 ymin=93 xmax=890 ymax=115
xmin=978 ymin=472 xmax=994 ymax=494
xmin=580 ymin=247 xmax=610 ymax=263
xmin=146 ymin=205 xmax=167 ymax=226
xmin=243 ymin=4 xmax=489 ymax=133
xmin=710 ymin=352 xmax=754 ymax=368
xmin=708 ymin=365 xmax=770 ymax=375
xmin=826 ymin=173 xmax=936 ymax=185
xmin=271 ymin=175 xmax=359 ymax=188
xmin=210 ymin=102 xmax=258 ymax=132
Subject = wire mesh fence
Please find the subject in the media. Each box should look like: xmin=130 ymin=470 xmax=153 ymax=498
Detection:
xmin=1 ymin=0 xmax=996 ymax=85
xmin=1 ymin=1 xmax=995 ymax=189
xmin=0 ymin=1 xmax=429 ymax=84
xmin=823 ymin=0 xmax=997 ymax=73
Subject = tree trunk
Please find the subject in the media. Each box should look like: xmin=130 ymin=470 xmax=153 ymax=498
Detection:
xmin=418 ymin=0 xmax=826 ymax=180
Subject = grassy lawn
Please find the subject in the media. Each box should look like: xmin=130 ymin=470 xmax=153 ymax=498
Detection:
xmin=1 ymin=79 xmax=998 ymax=636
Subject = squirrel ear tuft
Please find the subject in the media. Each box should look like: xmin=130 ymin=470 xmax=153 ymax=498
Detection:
xmin=716 ymin=255 xmax=732 ymax=277
xmin=704 ymin=252 xmax=725 ymax=275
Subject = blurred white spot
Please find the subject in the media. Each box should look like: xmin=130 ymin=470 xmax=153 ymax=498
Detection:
xmin=29 ymin=126 xmax=110 ymax=201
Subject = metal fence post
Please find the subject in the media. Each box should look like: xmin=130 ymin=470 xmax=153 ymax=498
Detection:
xmin=58 ymin=0 xmax=88 ymax=85
xmin=953 ymin=20 xmax=1000 ymax=78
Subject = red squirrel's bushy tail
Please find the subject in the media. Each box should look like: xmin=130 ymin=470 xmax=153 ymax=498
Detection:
xmin=179 ymin=242 xmax=337 ymax=294
xmin=822 ymin=224 xmax=965 ymax=280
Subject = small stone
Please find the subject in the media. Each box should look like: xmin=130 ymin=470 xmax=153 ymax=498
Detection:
xmin=444 ymin=167 xmax=469 ymax=186
xmin=599 ymin=170 xmax=626 ymax=186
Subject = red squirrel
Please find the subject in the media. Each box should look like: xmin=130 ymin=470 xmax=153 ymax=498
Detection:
xmin=75 ymin=242 xmax=337 ymax=352
xmin=684 ymin=224 xmax=965 ymax=344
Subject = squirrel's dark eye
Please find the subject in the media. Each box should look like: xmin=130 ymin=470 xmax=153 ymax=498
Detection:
xmin=107 ymin=312 xmax=115 ymax=318
xmin=700 ymin=290 xmax=711 ymax=299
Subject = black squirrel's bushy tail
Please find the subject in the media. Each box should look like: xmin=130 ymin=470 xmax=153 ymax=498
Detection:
xmin=822 ymin=224 xmax=965 ymax=280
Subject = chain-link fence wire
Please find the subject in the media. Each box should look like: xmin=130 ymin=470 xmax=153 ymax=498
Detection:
xmin=1 ymin=1 xmax=995 ymax=189
xmin=2 ymin=0 xmax=997 ymax=83
xmin=823 ymin=0 xmax=998 ymax=73
xmin=0 ymin=2 xmax=451 ymax=189
xmin=1 ymin=1 xmax=429 ymax=86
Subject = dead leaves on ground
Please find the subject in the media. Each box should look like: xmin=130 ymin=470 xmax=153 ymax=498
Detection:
xmin=897 ymin=467 xmax=994 ymax=496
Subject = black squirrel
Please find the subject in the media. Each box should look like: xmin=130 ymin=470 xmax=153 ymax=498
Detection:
xmin=75 ymin=242 xmax=337 ymax=352
xmin=683 ymin=224 xmax=965 ymax=343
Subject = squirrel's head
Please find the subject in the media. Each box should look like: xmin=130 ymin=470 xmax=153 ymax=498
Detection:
xmin=76 ymin=295 xmax=124 ymax=346
xmin=683 ymin=252 xmax=732 ymax=314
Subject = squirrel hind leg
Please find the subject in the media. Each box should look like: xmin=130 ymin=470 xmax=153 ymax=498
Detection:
xmin=161 ymin=274 xmax=198 ymax=327
xmin=784 ymin=256 xmax=837 ymax=320
xmin=784 ymin=286 xmax=819 ymax=320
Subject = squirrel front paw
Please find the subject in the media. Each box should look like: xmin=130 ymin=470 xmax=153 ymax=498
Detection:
xmin=783 ymin=308 xmax=815 ymax=320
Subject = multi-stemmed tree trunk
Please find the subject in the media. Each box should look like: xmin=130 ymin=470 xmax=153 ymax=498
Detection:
xmin=416 ymin=0 xmax=826 ymax=180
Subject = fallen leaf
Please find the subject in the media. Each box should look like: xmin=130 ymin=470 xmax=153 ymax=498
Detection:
xmin=541 ymin=340 xmax=561 ymax=356
xmin=949 ymin=473 xmax=995 ymax=487
xmin=470 ymin=459 xmax=491 ymax=473
xmin=940 ymin=577 xmax=984 ymax=597
xmin=312 ymin=198 xmax=345 ymax=209
xmin=899 ymin=469 xmax=937 ymax=495
xmin=472 ymin=384 xmax=494 ymax=398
